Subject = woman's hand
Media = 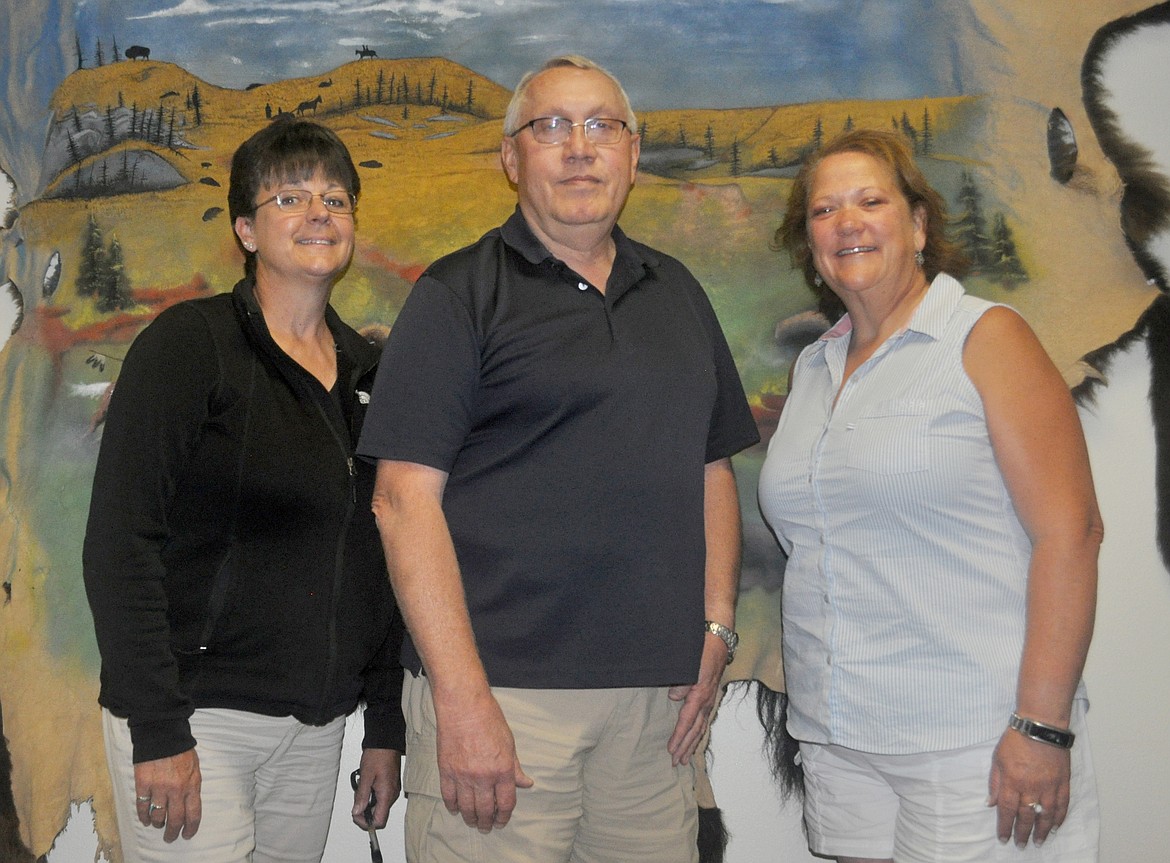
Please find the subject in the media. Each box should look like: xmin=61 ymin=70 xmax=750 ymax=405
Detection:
xmin=988 ymin=728 xmax=1070 ymax=848
xmin=351 ymin=747 xmax=402 ymax=829
xmin=133 ymin=748 xmax=202 ymax=842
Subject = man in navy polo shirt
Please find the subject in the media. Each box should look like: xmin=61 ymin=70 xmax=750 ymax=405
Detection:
xmin=358 ymin=54 xmax=759 ymax=863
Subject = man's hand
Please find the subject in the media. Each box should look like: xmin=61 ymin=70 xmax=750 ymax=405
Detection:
xmin=351 ymin=747 xmax=402 ymax=829
xmin=666 ymin=633 xmax=727 ymax=766
xmin=133 ymin=749 xmax=202 ymax=843
xmin=435 ymin=690 xmax=533 ymax=833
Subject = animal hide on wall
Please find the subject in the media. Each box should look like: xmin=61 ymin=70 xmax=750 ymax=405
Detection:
xmin=1 ymin=2 xmax=1166 ymax=861
xmin=1075 ymin=2 xmax=1170 ymax=567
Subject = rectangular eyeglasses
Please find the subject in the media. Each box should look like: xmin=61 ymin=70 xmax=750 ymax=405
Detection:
xmin=511 ymin=116 xmax=629 ymax=145
xmin=255 ymin=190 xmax=356 ymax=215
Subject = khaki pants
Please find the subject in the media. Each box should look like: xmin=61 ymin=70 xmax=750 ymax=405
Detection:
xmin=403 ymin=673 xmax=698 ymax=863
xmin=103 ymin=707 xmax=345 ymax=863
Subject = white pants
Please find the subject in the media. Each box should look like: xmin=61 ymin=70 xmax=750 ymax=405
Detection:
xmin=102 ymin=707 xmax=346 ymax=863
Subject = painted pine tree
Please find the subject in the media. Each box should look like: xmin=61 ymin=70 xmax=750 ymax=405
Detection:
xmin=990 ymin=213 xmax=1028 ymax=285
xmin=954 ymin=171 xmax=993 ymax=270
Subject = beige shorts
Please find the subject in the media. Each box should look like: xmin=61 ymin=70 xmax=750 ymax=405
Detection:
xmin=402 ymin=672 xmax=698 ymax=863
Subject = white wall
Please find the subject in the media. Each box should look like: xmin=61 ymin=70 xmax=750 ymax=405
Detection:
xmin=1079 ymin=341 xmax=1170 ymax=862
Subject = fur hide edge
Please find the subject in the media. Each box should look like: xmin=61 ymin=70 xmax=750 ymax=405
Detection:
xmin=1081 ymin=1 xmax=1170 ymax=290
xmin=749 ymin=681 xmax=804 ymax=802
xmin=1071 ymin=303 xmax=1153 ymax=406
xmin=0 ymin=700 xmax=39 ymax=863
xmin=1146 ymin=294 xmax=1170 ymax=570
xmin=1074 ymin=293 xmax=1170 ymax=571
xmin=697 ymin=806 xmax=729 ymax=863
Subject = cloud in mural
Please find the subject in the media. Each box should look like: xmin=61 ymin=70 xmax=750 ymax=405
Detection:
xmin=128 ymin=0 xmax=491 ymax=25
xmin=126 ymin=0 xmax=216 ymax=17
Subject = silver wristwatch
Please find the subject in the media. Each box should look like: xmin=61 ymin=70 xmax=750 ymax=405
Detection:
xmin=704 ymin=620 xmax=739 ymax=665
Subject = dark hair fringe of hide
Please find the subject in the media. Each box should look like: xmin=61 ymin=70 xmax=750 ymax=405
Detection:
xmin=694 ymin=682 xmax=804 ymax=860
xmin=0 ymin=700 xmax=39 ymax=863
xmin=698 ymin=806 xmax=729 ymax=863
xmin=1072 ymin=305 xmax=1152 ymax=407
xmin=746 ymin=681 xmax=804 ymax=801
xmin=1146 ymin=294 xmax=1170 ymax=570
xmin=1081 ymin=1 xmax=1170 ymax=291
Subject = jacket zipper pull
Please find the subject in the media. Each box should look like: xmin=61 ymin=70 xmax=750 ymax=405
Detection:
xmin=348 ymin=456 xmax=356 ymax=503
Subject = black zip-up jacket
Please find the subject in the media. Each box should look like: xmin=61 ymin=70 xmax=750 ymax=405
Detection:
xmin=83 ymin=279 xmax=405 ymax=763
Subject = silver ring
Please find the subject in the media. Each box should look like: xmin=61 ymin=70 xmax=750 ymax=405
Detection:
xmin=136 ymin=795 xmax=151 ymax=803
xmin=148 ymin=803 xmax=165 ymax=813
xmin=1029 ymin=802 xmax=1044 ymax=815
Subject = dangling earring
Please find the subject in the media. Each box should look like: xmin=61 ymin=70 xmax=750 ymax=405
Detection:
xmin=813 ymin=273 xmax=823 ymax=288
xmin=914 ymin=250 xmax=925 ymax=267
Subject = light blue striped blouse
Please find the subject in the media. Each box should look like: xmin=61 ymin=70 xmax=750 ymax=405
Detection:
xmin=759 ymin=274 xmax=1062 ymax=754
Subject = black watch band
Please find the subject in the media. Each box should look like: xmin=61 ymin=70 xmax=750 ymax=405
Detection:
xmin=1009 ymin=712 xmax=1075 ymax=749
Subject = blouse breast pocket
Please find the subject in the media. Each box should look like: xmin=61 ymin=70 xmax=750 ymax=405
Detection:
xmin=845 ymin=400 xmax=931 ymax=474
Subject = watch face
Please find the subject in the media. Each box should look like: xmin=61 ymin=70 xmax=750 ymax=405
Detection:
xmin=1036 ymin=727 xmax=1060 ymax=744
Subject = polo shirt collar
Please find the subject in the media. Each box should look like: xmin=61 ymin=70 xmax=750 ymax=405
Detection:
xmin=498 ymin=206 xmax=655 ymax=299
xmin=499 ymin=207 xmax=553 ymax=266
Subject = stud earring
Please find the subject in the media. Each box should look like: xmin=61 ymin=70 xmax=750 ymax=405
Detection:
xmin=914 ymin=250 xmax=925 ymax=267
xmin=813 ymin=273 xmax=823 ymax=288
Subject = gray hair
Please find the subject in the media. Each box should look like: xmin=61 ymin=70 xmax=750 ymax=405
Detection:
xmin=503 ymin=55 xmax=637 ymax=137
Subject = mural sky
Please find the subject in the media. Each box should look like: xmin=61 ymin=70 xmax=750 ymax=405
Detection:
xmin=71 ymin=0 xmax=971 ymax=104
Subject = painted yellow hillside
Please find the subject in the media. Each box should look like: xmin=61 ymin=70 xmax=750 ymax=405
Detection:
xmin=747 ymin=96 xmax=977 ymax=162
xmin=52 ymin=56 xmax=513 ymax=126
xmin=641 ymin=96 xmax=979 ymax=172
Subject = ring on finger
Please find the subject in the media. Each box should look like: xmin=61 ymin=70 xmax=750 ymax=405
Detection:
xmin=136 ymin=795 xmax=151 ymax=803
xmin=1028 ymin=801 xmax=1044 ymax=815
xmin=148 ymin=803 xmax=165 ymax=813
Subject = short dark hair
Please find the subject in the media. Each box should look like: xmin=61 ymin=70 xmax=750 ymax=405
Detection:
xmin=228 ymin=117 xmax=360 ymax=275
xmin=774 ymin=128 xmax=968 ymax=318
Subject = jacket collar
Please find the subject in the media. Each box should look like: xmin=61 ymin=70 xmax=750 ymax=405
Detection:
xmin=230 ymin=277 xmax=380 ymax=392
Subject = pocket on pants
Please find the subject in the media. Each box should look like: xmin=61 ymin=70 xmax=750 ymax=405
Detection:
xmin=403 ymin=737 xmax=442 ymax=798
xmin=403 ymin=673 xmax=442 ymax=798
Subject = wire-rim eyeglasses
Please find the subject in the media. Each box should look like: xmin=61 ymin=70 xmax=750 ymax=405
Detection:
xmin=254 ymin=189 xmax=357 ymax=215
xmin=510 ymin=116 xmax=630 ymax=145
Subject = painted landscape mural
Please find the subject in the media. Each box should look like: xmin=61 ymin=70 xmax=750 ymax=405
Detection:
xmin=1 ymin=1 xmax=1164 ymax=859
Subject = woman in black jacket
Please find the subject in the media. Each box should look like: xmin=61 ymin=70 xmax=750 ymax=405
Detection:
xmin=83 ymin=118 xmax=404 ymax=863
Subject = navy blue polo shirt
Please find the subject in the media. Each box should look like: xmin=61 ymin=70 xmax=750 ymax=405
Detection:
xmin=358 ymin=208 xmax=759 ymax=688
